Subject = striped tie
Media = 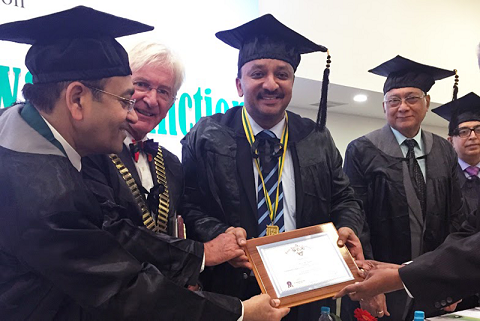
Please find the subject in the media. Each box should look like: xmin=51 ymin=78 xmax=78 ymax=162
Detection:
xmin=465 ymin=166 xmax=480 ymax=179
xmin=256 ymin=130 xmax=284 ymax=237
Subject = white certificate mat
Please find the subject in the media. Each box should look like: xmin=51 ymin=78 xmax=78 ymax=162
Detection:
xmin=256 ymin=232 xmax=354 ymax=298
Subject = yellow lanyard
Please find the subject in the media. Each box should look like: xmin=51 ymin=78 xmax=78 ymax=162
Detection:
xmin=241 ymin=107 xmax=289 ymax=223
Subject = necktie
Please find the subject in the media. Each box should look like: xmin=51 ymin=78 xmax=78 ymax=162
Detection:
xmin=129 ymin=139 xmax=158 ymax=162
xmin=404 ymin=139 xmax=426 ymax=216
xmin=465 ymin=166 xmax=480 ymax=180
xmin=255 ymin=130 xmax=284 ymax=237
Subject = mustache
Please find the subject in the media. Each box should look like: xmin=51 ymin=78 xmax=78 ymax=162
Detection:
xmin=257 ymin=90 xmax=284 ymax=99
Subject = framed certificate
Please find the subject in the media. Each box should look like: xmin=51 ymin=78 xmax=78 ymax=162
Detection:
xmin=243 ymin=223 xmax=363 ymax=308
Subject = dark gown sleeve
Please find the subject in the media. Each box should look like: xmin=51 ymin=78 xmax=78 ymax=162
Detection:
xmin=0 ymin=156 xmax=242 ymax=320
xmin=180 ymin=126 xmax=231 ymax=242
xmin=343 ymin=139 xmax=374 ymax=259
xmin=399 ymin=211 xmax=480 ymax=314
xmin=321 ymin=129 xmax=365 ymax=236
xmin=81 ymin=154 xmax=204 ymax=287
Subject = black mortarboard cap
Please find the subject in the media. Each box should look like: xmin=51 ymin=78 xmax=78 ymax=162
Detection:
xmin=432 ymin=92 xmax=480 ymax=135
xmin=215 ymin=14 xmax=326 ymax=72
xmin=216 ymin=14 xmax=330 ymax=131
xmin=369 ymin=55 xmax=456 ymax=95
xmin=0 ymin=6 xmax=153 ymax=84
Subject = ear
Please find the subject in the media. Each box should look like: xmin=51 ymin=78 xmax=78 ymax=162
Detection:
xmin=382 ymin=102 xmax=387 ymax=114
xmin=65 ymin=82 xmax=89 ymax=121
xmin=235 ymin=77 xmax=243 ymax=97
xmin=425 ymin=94 xmax=431 ymax=110
xmin=447 ymin=136 xmax=454 ymax=145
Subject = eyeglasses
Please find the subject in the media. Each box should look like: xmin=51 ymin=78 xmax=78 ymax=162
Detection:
xmin=384 ymin=94 xmax=426 ymax=108
xmin=453 ymin=125 xmax=480 ymax=138
xmin=83 ymin=84 xmax=136 ymax=112
xmin=133 ymin=81 xmax=175 ymax=102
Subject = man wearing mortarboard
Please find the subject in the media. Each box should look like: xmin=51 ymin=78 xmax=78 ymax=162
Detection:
xmin=180 ymin=14 xmax=365 ymax=321
xmin=433 ymin=92 xmax=480 ymax=214
xmin=344 ymin=56 xmax=466 ymax=320
xmin=80 ymin=41 xmax=252 ymax=292
xmin=0 ymin=7 xmax=289 ymax=321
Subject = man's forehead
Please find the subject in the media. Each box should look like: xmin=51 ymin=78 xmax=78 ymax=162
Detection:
xmin=386 ymin=87 xmax=424 ymax=96
xmin=243 ymin=59 xmax=294 ymax=70
xmin=133 ymin=64 xmax=175 ymax=86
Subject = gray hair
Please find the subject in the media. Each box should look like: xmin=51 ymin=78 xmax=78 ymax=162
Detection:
xmin=128 ymin=41 xmax=185 ymax=95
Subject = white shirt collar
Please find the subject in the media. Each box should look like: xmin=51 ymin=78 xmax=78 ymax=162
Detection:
xmin=244 ymin=108 xmax=285 ymax=139
xmin=390 ymin=126 xmax=424 ymax=152
xmin=458 ymin=158 xmax=480 ymax=171
xmin=41 ymin=115 xmax=82 ymax=172
xmin=124 ymin=131 xmax=149 ymax=150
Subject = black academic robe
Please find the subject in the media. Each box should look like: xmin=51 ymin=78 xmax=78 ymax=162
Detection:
xmin=457 ymin=164 xmax=480 ymax=214
xmin=344 ymin=125 xmax=465 ymax=320
xmin=344 ymin=125 xmax=465 ymax=264
xmin=82 ymin=150 xmax=203 ymax=287
xmin=400 ymin=208 xmax=480 ymax=315
xmin=181 ymin=105 xmax=364 ymax=321
xmin=0 ymin=104 xmax=242 ymax=320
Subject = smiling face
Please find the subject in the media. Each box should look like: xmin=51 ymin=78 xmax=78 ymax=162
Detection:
xmin=236 ymin=59 xmax=294 ymax=129
xmin=383 ymin=87 xmax=430 ymax=138
xmin=127 ymin=64 xmax=176 ymax=140
xmin=83 ymin=76 xmax=138 ymax=154
xmin=449 ymin=120 xmax=480 ymax=165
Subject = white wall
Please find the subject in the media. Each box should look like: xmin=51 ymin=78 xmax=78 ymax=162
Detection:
xmin=291 ymin=107 xmax=448 ymax=159
xmin=0 ymin=0 xmax=475 ymax=159
xmin=259 ymin=0 xmax=480 ymax=104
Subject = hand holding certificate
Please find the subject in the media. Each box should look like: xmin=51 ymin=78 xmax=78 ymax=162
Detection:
xmin=243 ymin=223 xmax=363 ymax=308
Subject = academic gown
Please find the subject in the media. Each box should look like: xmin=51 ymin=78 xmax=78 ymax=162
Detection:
xmin=82 ymin=149 xmax=204 ymax=287
xmin=457 ymin=164 xmax=480 ymax=214
xmin=344 ymin=125 xmax=465 ymax=320
xmin=181 ymin=105 xmax=364 ymax=321
xmin=400 ymin=207 xmax=480 ymax=315
xmin=0 ymin=104 xmax=242 ymax=320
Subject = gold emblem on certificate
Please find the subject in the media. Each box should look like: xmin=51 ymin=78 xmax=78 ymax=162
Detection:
xmin=266 ymin=224 xmax=280 ymax=236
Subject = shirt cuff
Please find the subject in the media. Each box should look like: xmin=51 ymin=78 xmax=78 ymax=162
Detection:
xmin=200 ymin=253 xmax=205 ymax=273
xmin=401 ymin=261 xmax=413 ymax=298
xmin=237 ymin=301 xmax=244 ymax=321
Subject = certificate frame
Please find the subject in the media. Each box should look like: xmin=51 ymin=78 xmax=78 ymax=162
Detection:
xmin=243 ymin=223 xmax=363 ymax=308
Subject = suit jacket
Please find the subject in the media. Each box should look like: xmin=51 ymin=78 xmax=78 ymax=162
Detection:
xmin=117 ymin=143 xmax=184 ymax=235
xmin=344 ymin=125 xmax=465 ymax=264
xmin=181 ymin=105 xmax=364 ymax=320
xmin=0 ymin=104 xmax=242 ymax=320
xmin=400 ymin=208 xmax=480 ymax=314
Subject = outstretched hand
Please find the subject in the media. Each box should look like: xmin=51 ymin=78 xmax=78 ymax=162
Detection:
xmin=337 ymin=227 xmax=365 ymax=261
xmin=204 ymin=232 xmax=246 ymax=266
xmin=334 ymin=266 xmax=403 ymax=301
xmin=225 ymin=226 xmax=252 ymax=269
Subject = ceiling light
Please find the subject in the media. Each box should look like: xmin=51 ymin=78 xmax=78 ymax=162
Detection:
xmin=353 ymin=94 xmax=367 ymax=102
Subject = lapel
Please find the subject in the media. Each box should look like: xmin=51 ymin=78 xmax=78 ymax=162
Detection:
xmin=232 ymin=112 xmax=257 ymax=218
xmin=290 ymin=143 xmax=304 ymax=225
xmin=20 ymin=102 xmax=67 ymax=156
xmin=0 ymin=104 xmax=64 ymax=156
xmin=285 ymin=113 xmax=305 ymax=226
xmin=366 ymin=124 xmax=404 ymax=158
xmin=456 ymin=163 xmax=467 ymax=189
xmin=148 ymin=150 xmax=156 ymax=182
xmin=118 ymin=144 xmax=143 ymax=189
